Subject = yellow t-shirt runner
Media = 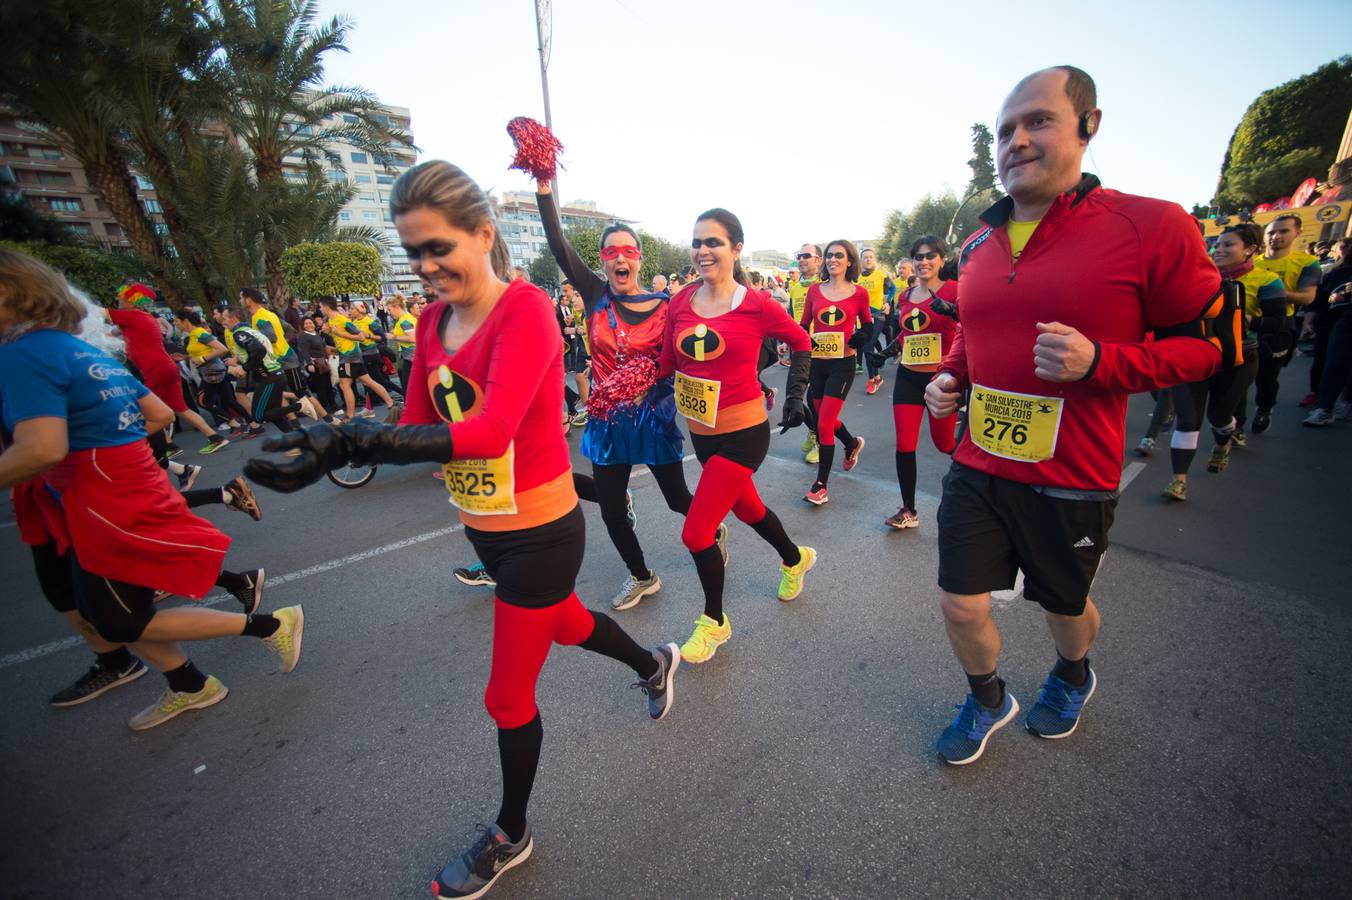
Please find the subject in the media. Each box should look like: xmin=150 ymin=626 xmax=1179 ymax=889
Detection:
xmin=250 ymin=306 xmax=292 ymax=360
xmin=328 ymin=313 xmax=363 ymax=361
xmin=1254 ymin=250 xmax=1321 ymax=316
xmin=857 ymin=268 xmax=888 ymax=312
xmin=787 ymin=277 xmax=813 ymax=322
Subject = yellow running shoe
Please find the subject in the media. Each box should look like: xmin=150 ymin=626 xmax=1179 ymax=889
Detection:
xmin=804 ymin=443 xmax=820 ymax=465
xmin=128 ymin=675 xmax=228 ymax=731
xmin=679 ymin=613 xmax=731 ymax=664
xmin=777 ymin=546 xmax=817 ymax=601
xmin=265 ymin=605 xmax=305 ymax=673
xmin=800 ymin=432 xmax=817 ymax=454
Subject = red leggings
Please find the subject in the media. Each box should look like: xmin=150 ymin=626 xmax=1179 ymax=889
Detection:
xmin=814 ymin=395 xmax=846 ymax=446
xmin=893 ymin=402 xmax=957 ymax=454
xmin=681 ymin=455 xmax=767 ymax=552
xmin=484 ymin=594 xmax=596 ymax=729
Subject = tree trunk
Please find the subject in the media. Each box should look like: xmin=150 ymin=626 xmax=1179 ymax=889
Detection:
xmin=83 ymin=144 xmax=188 ymax=310
xmin=255 ymin=156 xmax=291 ymax=307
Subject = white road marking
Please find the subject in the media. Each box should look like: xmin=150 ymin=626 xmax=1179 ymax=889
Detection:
xmin=0 ymin=524 xmax=463 ymax=671
xmin=1119 ymin=461 xmax=1147 ymax=492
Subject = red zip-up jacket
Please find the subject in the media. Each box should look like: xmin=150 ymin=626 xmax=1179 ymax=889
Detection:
xmin=940 ymin=176 xmax=1221 ymax=492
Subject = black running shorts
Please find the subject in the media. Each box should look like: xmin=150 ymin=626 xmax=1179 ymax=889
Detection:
xmin=466 ymin=504 xmax=584 ymax=608
xmin=892 ymin=365 xmax=931 ymax=406
xmin=808 ymin=356 xmax=856 ymax=400
xmin=936 ymin=461 xmax=1116 ymax=616
xmin=690 ymin=420 xmax=770 ymax=472
xmin=340 ymin=359 xmax=367 ymax=379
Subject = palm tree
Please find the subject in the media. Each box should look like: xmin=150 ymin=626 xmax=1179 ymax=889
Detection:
xmin=212 ymin=0 xmax=412 ymax=304
xmin=0 ymin=0 xmax=189 ymax=307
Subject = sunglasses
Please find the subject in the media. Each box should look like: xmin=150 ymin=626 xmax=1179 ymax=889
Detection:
xmin=824 ymin=251 xmax=847 ymax=261
xmin=600 ymin=245 xmax=641 ymax=260
xmin=913 ymin=251 xmax=940 ymax=261
xmin=691 ymin=237 xmax=726 ymax=249
xmin=795 ymin=252 xmax=817 ymax=260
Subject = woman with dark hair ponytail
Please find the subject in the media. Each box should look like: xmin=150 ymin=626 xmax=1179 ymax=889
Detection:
xmin=798 ymin=238 xmax=871 ymax=505
xmin=659 ymin=208 xmax=817 ymax=664
xmin=521 ymin=135 xmax=721 ymax=613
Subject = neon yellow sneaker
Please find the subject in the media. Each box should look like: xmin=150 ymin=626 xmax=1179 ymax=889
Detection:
xmin=128 ymin=675 xmax=228 ymax=731
xmin=800 ymin=432 xmax=817 ymax=454
xmin=777 ymin=546 xmax=817 ymax=601
xmin=804 ymin=443 xmax=820 ymax=465
xmin=265 ymin=605 xmax=305 ymax=673
xmin=679 ymin=613 xmax=731 ymax=664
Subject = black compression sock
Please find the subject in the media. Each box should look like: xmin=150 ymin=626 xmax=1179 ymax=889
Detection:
xmin=214 ymin=570 xmax=247 ymax=594
xmin=164 ymin=659 xmax=208 ymax=694
xmin=816 ymin=444 xmax=835 ymax=485
xmin=579 ymin=611 xmax=658 ymax=679
xmin=182 ymin=487 xmax=222 ymax=508
xmin=1052 ymin=653 xmax=1089 ymax=686
xmin=496 ymin=714 xmax=543 ymax=844
xmin=564 ymin=386 xmax=579 ymax=416
xmin=836 ymin=424 xmax=855 ymax=449
xmin=895 ymin=451 xmax=917 ymax=511
xmin=689 ymin=544 xmax=726 ymax=624
xmin=241 ymin=614 xmax=279 ymax=638
xmin=96 ymin=647 xmax=135 ymax=672
xmin=749 ymin=509 xmax=800 ymax=567
xmin=1168 ymin=447 xmax=1196 ymax=477
xmin=966 ymin=671 xmax=1004 ymax=709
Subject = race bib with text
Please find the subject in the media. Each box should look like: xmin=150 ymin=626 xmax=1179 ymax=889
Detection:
xmin=969 ymin=385 xmax=1064 ymax=463
xmin=443 ymin=442 xmax=517 ymax=515
xmin=675 ymin=371 xmax=720 ymax=427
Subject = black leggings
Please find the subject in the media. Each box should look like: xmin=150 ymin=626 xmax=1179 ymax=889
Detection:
xmin=1169 ymin=357 xmax=1256 ymax=475
xmin=574 ymin=461 xmax=694 ymax=579
xmin=201 ymin=379 xmax=251 ymax=425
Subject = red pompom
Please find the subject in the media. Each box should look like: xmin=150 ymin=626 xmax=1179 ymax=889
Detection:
xmin=506 ymin=117 xmax=564 ymax=183
xmin=587 ymin=353 xmax=658 ymax=421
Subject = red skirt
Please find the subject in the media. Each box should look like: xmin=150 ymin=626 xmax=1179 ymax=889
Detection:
xmin=142 ymin=363 xmax=188 ymax=413
xmin=32 ymin=441 xmax=230 ymax=599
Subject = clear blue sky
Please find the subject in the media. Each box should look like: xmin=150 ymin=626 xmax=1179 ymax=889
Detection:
xmin=316 ymin=0 xmax=1352 ymax=250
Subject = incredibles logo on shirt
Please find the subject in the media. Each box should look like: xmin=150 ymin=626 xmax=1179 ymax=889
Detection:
xmin=677 ymin=323 xmax=725 ymax=362
xmin=817 ymin=305 xmax=846 ymax=327
xmin=428 ymin=365 xmax=483 ymax=424
xmin=902 ymin=308 xmax=931 ymax=332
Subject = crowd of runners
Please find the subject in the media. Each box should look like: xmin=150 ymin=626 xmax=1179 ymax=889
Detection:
xmin=3 ymin=64 xmax=1350 ymax=900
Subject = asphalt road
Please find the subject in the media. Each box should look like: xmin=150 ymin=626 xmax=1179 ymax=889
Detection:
xmin=1 ymin=356 xmax=1348 ymax=899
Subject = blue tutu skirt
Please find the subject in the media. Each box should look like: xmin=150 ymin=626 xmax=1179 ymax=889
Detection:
xmin=581 ymin=381 xmax=685 ymax=467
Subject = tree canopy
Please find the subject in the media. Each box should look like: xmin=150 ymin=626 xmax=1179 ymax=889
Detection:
xmin=280 ymin=242 xmax=382 ymax=299
xmin=1214 ymin=55 xmax=1352 ymax=211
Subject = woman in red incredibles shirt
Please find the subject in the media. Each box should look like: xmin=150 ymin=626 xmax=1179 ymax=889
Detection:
xmin=884 ymin=234 xmax=960 ymax=530
xmin=244 ymin=160 xmax=679 ymax=900
xmin=659 ymin=208 xmax=817 ymax=666
xmin=799 ymin=239 xmax=871 ymax=506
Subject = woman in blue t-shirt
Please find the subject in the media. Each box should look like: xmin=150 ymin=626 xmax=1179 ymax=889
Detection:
xmin=0 ymin=250 xmax=306 ymax=731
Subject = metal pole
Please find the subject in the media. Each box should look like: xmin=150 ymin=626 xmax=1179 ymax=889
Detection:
xmin=534 ymin=0 xmax=556 ymax=194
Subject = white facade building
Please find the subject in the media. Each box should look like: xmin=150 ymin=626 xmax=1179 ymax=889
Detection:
xmin=497 ymin=191 xmax=635 ymax=269
xmin=282 ymin=101 xmax=420 ymax=296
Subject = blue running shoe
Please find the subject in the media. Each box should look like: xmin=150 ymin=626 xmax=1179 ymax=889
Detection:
xmin=937 ymin=687 xmax=1019 ymax=766
xmin=1025 ymin=665 xmax=1096 ymax=739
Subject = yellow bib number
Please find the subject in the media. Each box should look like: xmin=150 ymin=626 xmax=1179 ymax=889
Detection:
xmin=902 ymin=333 xmax=942 ymax=367
xmin=443 ymin=443 xmax=516 ymax=515
xmin=811 ymin=331 xmax=845 ymax=359
xmin=969 ymin=385 xmax=1064 ymax=463
xmin=675 ymin=371 xmax=720 ymax=428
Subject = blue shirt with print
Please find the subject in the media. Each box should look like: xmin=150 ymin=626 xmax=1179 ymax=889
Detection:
xmin=0 ymin=329 xmax=149 ymax=449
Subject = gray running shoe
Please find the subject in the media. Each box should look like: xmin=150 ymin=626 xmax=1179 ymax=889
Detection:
xmin=49 ymin=659 xmax=147 ymax=708
xmin=633 ymin=643 xmax=680 ymax=720
xmin=715 ymin=521 xmax=729 ymax=566
xmin=610 ymin=570 xmax=661 ymax=611
xmin=433 ymin=824 xmax=533 ymax=900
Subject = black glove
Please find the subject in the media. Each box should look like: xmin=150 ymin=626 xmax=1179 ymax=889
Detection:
xmin=778 ymin=349 xmax=811 ymax=434
xmin=243 ymin=420 xmax=454 ymax=493
xmin=847 ymin=329 xmax=870 ymax=350
xmin=930 ymin=297 xmax=959 ymax=321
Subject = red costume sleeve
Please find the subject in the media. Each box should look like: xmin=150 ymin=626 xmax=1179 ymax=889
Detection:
xmin=939 ymin=323 xmax=970 ymax=389
xmin=762 ymin=293 xmax=811 ymax=352
xmin=1083 ymin=202 xmax=1222 ymax=392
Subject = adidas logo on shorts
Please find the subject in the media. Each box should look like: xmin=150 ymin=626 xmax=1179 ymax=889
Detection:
xmin=1073 ymin=536 xmax=1095 ymax=549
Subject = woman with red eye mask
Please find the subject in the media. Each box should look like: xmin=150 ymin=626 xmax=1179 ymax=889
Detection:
xmin=521 ymin=133 xmax=728 ymax=616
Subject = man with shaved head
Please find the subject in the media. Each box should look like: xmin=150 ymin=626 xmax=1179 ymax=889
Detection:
xmin=924 ymin=66 xmax=1227 ymax=765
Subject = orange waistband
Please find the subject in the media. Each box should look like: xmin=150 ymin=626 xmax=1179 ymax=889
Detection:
xmin=458 ymin=469 xmax=577 ymax=532
xmin=687 ymin=397 xmax=768 ymax=436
